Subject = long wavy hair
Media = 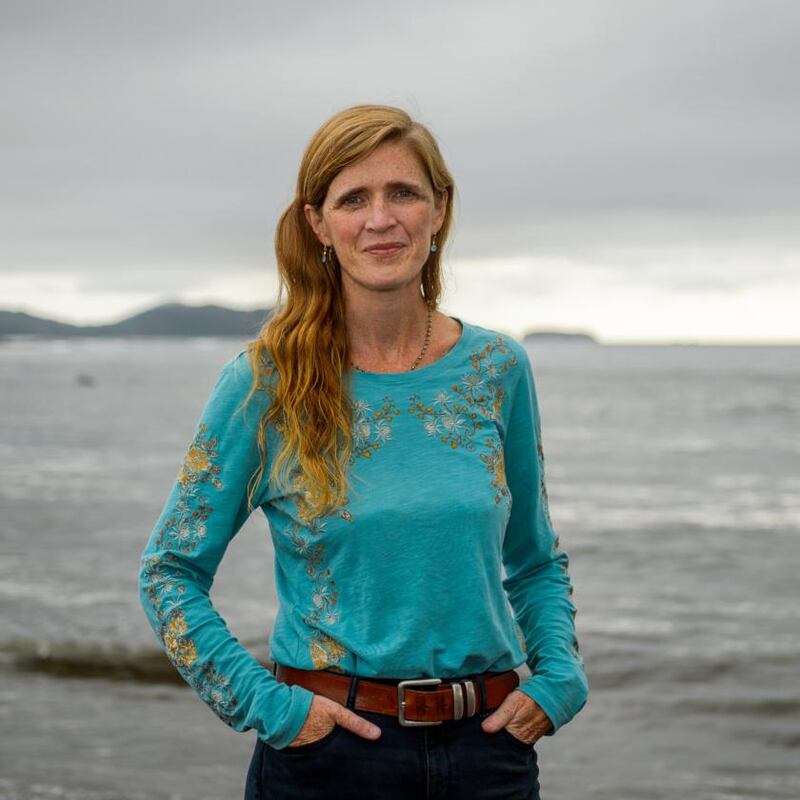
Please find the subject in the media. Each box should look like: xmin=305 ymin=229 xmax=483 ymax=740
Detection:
xmin=242 ymin=104 xmax=455 ymax=521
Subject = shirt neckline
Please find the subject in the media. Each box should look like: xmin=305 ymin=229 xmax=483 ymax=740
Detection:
xmin=349 ymin=316 xmax=469 ymax=386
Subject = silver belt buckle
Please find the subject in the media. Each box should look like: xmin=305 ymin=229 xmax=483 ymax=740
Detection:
xmin=452 ymin=679 xmax=478 ymax=721
xmin=397 ymin=678 xmax=443 ymax=727
xmin=397 ymin=677 xmax=478 ymax=726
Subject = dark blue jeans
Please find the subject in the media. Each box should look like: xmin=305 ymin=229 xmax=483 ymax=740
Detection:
xmin=244 ymin=706 xmax=540 ymax=799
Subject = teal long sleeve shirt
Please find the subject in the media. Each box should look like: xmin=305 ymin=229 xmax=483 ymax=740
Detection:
xmin=138 ymin=318 xmax=588 ymax=750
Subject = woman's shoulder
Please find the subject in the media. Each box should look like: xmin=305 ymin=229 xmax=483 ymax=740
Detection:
xmin=217 ymin=344 xmax=277 ymax=405
xmin=460 ymin=319 xmax=529 ymax=365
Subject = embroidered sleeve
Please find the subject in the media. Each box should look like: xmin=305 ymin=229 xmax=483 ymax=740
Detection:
xmin=138 ymin=350 xmax=314 ymax=749
xmin=500 ymin=344 xmax=589 ymax=733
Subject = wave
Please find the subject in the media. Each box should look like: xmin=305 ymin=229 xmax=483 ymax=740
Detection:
xmin=671 ymin=696 xmax=800 ymax=718
xmin=5 ymin=634 xmax=798 ymax=705
xmin=723 ymin=401 xmax=797 ymax=417
xmin=0 ymin=637 xmax=272 ymax=682
xmin=580 ymin=636 xmax=800 ymax=691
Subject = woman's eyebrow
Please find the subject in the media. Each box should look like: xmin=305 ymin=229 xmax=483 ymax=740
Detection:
xmin=333 ymin=180 xmax=427 ymax=201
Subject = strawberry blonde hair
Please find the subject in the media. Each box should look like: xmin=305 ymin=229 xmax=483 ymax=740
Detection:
xmin=243 ymin=104 xmax=455 ymax=520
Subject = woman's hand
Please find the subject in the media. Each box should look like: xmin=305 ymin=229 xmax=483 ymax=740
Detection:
xmin=287 ymin=694 xmax=382 ymax=747
xmin=480 ymin=689 xmax=553 ymax=745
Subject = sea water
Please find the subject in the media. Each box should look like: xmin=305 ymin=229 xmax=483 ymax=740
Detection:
xmin=1 ymin=336 xmax=798 ymax=799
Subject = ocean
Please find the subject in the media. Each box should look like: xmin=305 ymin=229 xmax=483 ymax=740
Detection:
xmin=1 ymin=336 xmax=797 ymax=799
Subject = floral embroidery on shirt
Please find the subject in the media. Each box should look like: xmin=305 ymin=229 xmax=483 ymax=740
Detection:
xmin=480 ymin=436 xmax=510 ymax=506
xmin=252 ymin=348 xmax=278 ymax=394
xmin=513 ymin=620 xmax=528 ymax=654
xmin=533 ymin=411 xmax=554 ymax=529
xmin=140 ymin=422 xmax=241 ymax=726
xmin=280 ymin=466 xmax=362 ymax=670
xmin=141 ymin=553 xmax=239 ymax=726
xmin=310 ymin=631 xmax=349 ymax=671
xmin=350 ymin=397 xmax=401 ymax=461
xmin=408 ymin=335 xmax=517 ymax=506
xmin=275 ymin=397 xmax=400 ymax=671
xmin=283 ymin=503 xmax=358 ymax=670
xmin=178 ymin=424 xmax=222 ymax=490
xmin=153 ymin=423 xmax=221 ymax=555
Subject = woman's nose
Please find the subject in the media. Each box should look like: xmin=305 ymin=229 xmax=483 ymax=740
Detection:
xmin=365 ymin=198 xmax=396 ymax=230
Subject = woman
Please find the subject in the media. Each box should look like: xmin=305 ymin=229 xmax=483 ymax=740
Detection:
xmin=139 ymin=104 xmax=588 ymax=799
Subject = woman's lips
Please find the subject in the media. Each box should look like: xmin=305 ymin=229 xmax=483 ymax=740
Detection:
xmin=365 ymin=244 xmax=405 ymax=256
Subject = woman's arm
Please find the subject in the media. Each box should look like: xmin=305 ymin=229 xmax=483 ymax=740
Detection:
xmin=138 ymin=350 xmax=314 ymax=749
xmin=501 ymin=345 xmax=588 ymax=734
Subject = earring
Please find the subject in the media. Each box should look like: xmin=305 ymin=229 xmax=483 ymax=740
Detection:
xmin=430 ymin=234 xmax=438 ymax=253
xmin=321 ymin=245 xmax=331 ymax=264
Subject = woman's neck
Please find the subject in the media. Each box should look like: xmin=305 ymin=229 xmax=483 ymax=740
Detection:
xmin=344 ymin=290 xmax=433 ymax=372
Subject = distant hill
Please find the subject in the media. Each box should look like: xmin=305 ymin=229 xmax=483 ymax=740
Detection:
xmin=0 ymin=304 xmax=602 ymax=344
xmin=0 ymin=302 xmax=274 ymax=339
xmin=523 ymin=329 xmax=598 ymax=344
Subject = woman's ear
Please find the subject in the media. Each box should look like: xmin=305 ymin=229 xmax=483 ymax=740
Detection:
xmin=432 ymin=188 xmax=448 ymax=233
xmin=304 ymin=203 xmax=330 ymax=246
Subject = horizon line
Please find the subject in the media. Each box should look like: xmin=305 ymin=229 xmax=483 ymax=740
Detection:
xmin=2 ymin=302 xmax=798 ymax=348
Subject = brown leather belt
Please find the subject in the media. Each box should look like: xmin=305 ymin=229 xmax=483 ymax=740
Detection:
xmin=274 ymin=664 xmax=520 ymax=727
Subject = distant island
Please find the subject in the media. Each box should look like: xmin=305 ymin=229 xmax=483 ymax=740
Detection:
xmin=523 ymin=329 xmax=598 ymax=344
xmin=0 ymin=302 xmax=274 ymax=340
xmin=1 ymin=303 xmax=600 ymax=344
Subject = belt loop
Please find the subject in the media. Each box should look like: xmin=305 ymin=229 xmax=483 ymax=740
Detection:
xmin=346 ymin=674 xmax=360 ymax=710
xmin=476 ymin=673 xmax=487 ymax=713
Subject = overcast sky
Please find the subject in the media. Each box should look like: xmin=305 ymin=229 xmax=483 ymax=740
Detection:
xmin=2 ymin=0 xmax=798 ymax=342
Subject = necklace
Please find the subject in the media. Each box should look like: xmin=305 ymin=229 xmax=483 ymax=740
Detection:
xmin=351 ymin=306 xmax=434 ymax=373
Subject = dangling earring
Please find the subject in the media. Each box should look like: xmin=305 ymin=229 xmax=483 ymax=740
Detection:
xmin=320 ymin=244 xmax=331 ymax=264
xmin=430 ymin=233 xmax=438 ymax=253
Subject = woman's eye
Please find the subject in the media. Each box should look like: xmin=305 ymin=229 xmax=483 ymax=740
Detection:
xmin=342 ymin=195 xmax=362 ymax=206
xmin=396 ymin=189 xmax=416 ymax=199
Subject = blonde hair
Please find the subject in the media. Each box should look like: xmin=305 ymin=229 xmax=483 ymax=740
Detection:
xmin=243 ymin=104 xmax=455 ymax=520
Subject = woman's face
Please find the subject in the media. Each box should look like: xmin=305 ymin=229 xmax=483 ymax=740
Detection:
xmin=304 ymin=139 xmax=447 ymax=300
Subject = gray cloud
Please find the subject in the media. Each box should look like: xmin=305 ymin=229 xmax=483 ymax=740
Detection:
xmin=1 ymin=0 xmax=798 ymax=291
